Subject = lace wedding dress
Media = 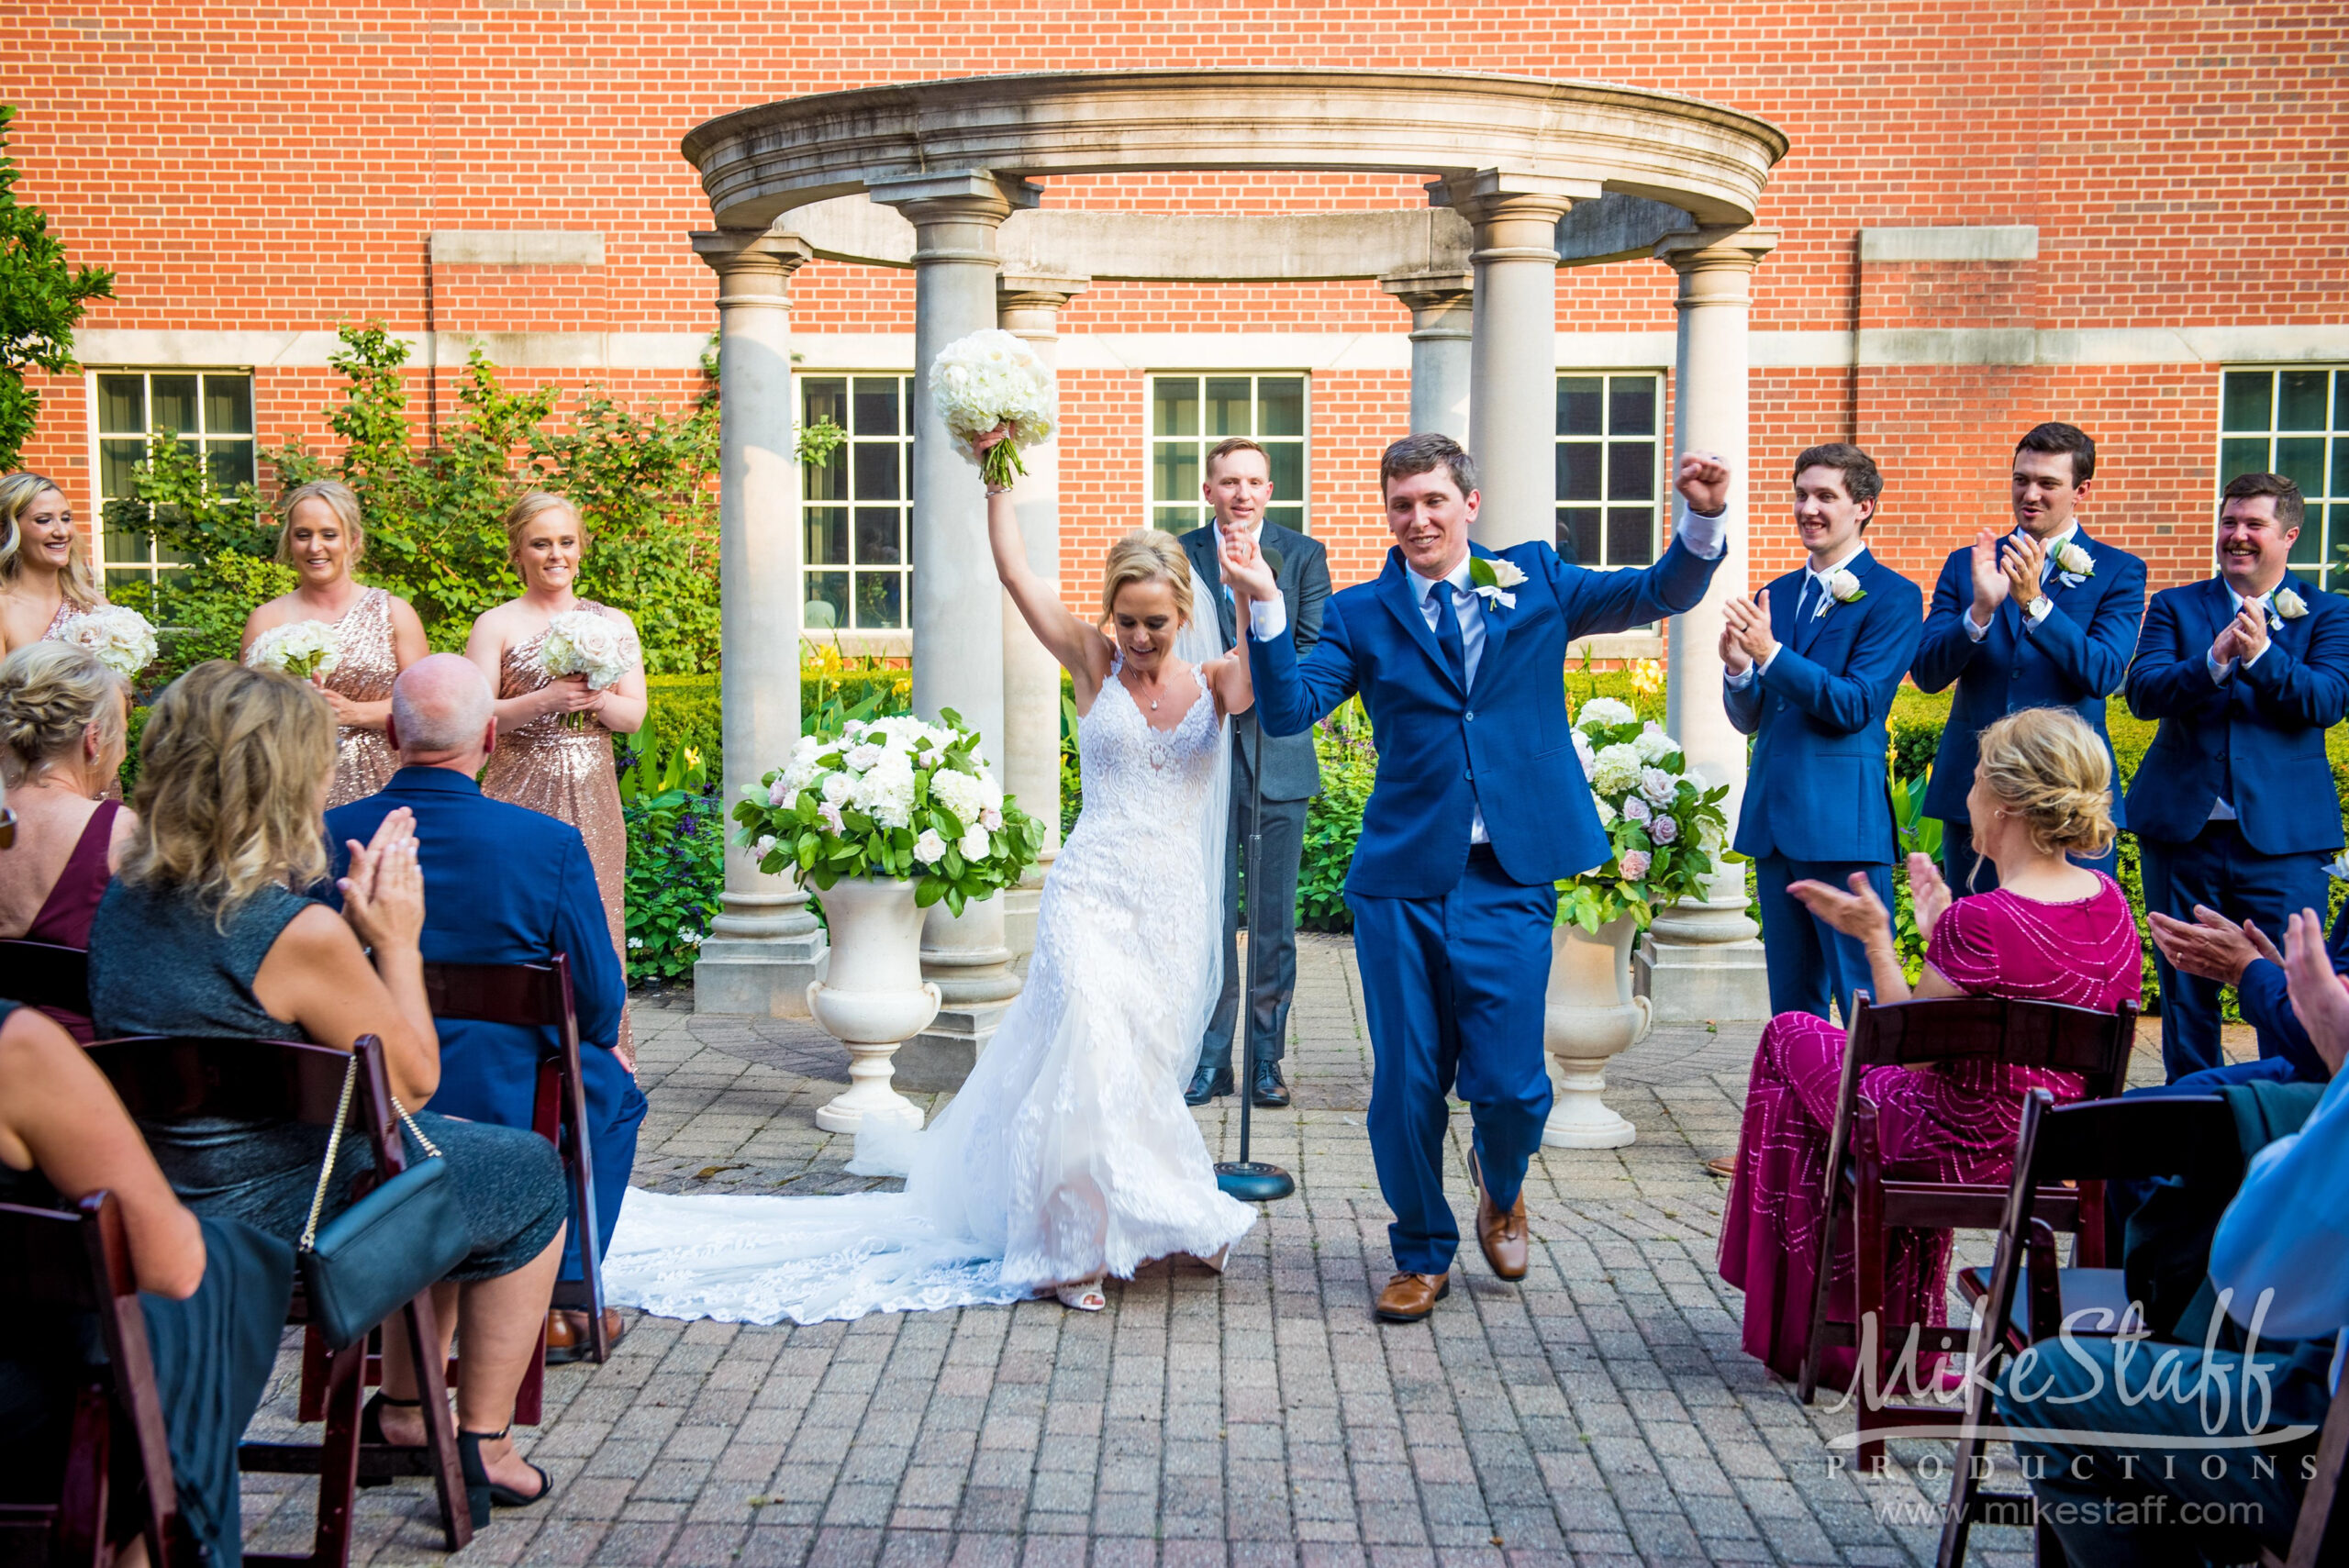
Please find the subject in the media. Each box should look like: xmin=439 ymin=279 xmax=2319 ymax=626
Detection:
xmin=604 ymin=648 xmax=1259 ymax=1325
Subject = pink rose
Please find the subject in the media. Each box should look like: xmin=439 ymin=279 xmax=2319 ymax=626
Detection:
xmin=818 ymin=802 xmax=847 ymax=834
xmin=1650 ymin=817 xmax=1678 ymax=845
xmin=1622 ymin=796 xmax=1652 ymax=825
xmin=1618 ymin=849 xmax=1652 ymax=881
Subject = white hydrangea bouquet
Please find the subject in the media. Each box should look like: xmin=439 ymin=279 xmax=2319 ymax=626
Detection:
xmin=58 ymin=605 xmax=158 ymax=681
xmin=538 ymin=609 xmax=640 ymax=730
xmin=244 ymin=619 xmax=342 ymax=681
xmin=733 ymin=709 xmax=1044 ymax=917
xmin=1559 ymin=695 xmax=1731 ymax=931
xmin=930 ymin=328 xmax=1054 ymax=489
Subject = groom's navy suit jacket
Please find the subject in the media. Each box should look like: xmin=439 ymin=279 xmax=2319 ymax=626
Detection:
xmin=1249 ymin=532 xmax=1724 ymax=897
xmin=2123 ymin=572 xmax=2349 ymax=853
xmin=1726 ymin=549 xmax=1922 ymax=866
xmin=1909 ymin=526 xmax=2145 ymax=828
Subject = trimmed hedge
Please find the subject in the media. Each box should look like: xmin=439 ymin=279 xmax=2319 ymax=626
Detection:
xmin=635 ymin=669 xmax=914 ymax=776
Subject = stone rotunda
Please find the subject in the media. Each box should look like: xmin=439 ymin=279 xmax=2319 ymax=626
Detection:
xmin=681 ymin=70 xmax=1788 ymax=1079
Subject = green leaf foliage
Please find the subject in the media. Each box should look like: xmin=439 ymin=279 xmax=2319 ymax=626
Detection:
xmin=0 ymin=104 xmax=115 ymax=470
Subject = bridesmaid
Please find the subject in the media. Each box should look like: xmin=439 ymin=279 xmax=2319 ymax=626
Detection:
xmin=466 ymin=492 xmax=646 ymax=1065
xmin=0 ymin=473 xmax=107 ymax=654
xmin=240 ymin=480 xmax=428 ymax=807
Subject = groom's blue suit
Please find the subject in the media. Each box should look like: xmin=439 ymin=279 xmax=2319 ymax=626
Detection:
xmin=1250 ymin=525 xmax=1725 ymax=1275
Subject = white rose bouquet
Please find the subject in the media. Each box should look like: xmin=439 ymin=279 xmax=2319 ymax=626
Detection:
xmin=58 ymin=605 xmax=158 ymax=681
xmin=733 ymin=707 xmax=1044 ymax=917
xmin=929 ymin=328 xmax=1055 ymax=490
xmin=538 ymin=609 xmax=640 ymax=730
xmin=245 ymin=619 xmax=342 ymax=682
xmin=1557 ymin=695 xmax=1731 ymax=931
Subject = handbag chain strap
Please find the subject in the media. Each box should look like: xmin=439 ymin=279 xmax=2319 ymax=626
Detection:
xmin=298 ymin=1050 xmax=443 ymax=1253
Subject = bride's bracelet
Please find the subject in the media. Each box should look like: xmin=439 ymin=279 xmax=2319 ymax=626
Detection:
xmin=985 ymin=483 xmax=1012 ymax=496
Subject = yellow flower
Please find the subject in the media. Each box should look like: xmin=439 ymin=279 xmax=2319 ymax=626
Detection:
xmin=1630 ymin=659 xmax=1664 ymax=697
xmin=684 ymin=747 xmax=703 ymax=770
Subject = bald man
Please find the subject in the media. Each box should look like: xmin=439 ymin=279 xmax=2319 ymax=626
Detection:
xmin=325 ymin=654 xmax=643 ymax=1360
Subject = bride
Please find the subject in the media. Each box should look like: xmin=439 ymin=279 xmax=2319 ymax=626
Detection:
xmin=603 ymin=433 xmax=1260 ymax=1321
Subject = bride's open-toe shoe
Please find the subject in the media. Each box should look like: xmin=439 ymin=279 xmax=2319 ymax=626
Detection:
xmin=1054 ymin=1276 xmax=1108 ymax=1312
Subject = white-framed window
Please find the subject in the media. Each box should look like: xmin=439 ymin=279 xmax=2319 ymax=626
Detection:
xmin=1147 ymin=373 xmax=1308 ymax=535
xmin=1555 ymin=371 xmax=1665 ymax=568
xmin=89 ymin=369 xmax=257 ymax=591
xmin=799 ymin=373 xmax=914 ymax=631
xmin=2219 ymin=366 xmax=2349 ymax=591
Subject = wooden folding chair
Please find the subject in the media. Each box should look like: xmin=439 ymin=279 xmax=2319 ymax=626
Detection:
xmin=0 ymin=1191 xmax=194 ymax=1568
xmin=1795 ymin=993 xmax=2138 ymax=1471
xmin=0 ymin=938 xmax=91 ymax=1021
xmin=2265 ymin=1370 xmax=2349 ymax=1567
xmin=84 ymin=1034 xmax=473 ymax=1568
xmin=416 ymin=954 xmax=604 ymax=1429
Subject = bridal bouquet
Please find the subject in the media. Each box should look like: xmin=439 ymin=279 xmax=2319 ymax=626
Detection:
xmin=1558 ymin=695 xmax=1731 ymax=931
xmin=930 ymin=328 xmax=1054 ymax=489
xmin=539 ymin=609 xmax=640 ymax=730
xmin=245 ymin=619 xmax=342 ymax=681
xmin=735 ymin=709 xmax=1043 ymax=917
xmin=57 ymin=605 xmax=158 ymax=681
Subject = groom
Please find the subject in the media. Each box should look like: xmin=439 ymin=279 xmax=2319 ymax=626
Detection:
xmin=1222 ymin=433 xmax=1731 ymax=1321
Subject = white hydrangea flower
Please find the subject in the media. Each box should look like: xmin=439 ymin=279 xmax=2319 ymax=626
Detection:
xmin=853 ymin=756 xmax=915 ymax=828
xmin=957 ymin=824 xmax=992 ymax=862
xmin=1592 ymin=795 xmax=1617 ymax=827
xmin=1633 ymin=723 xmax=1682 ymax=764
xmin=930 ymin=768 xmax=985 ymax=823
xmin=1639 ymin=767 xmax=1678 ymax=806
xmin=913 ymin=828 xmax=948 ymax=865
xmin=1575 ymin=696 xmax=1638 ymax=734
xmin=1590 ymin=742 xmax=1642 ymax=795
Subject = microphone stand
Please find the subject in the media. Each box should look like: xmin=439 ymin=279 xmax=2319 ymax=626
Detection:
xmin=1216 ymin=703 xmax=1296 ymax=1204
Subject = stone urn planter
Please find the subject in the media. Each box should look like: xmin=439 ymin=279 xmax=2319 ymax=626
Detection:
xmin=1541 ymin=913 xmax=1652 ymax=1150
xmin=804 ymin=877 xmax=941 ymax=1134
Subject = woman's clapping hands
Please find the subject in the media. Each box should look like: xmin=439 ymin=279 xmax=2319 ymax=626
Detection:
xmin=340 ymin=807 xmax=425 ymax=953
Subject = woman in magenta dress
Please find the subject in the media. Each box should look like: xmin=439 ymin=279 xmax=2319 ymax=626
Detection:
xmin=1716 ymin=707 xmax=2143 ymax=1390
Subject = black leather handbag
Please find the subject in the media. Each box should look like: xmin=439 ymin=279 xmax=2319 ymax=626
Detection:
xmin=296 ymin=1053 xmax=470 ymax=1350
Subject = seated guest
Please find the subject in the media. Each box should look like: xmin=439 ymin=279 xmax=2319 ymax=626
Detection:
xmin=1716 ymin=707 xmax=2142 ymax=1388
xmin=0 ymin=643 xmax=136 ymax=1038
xmin=1998 ymin=906 xmax=2349 ymax=1566
xmin=2142 ymin=899 xmax=2339 ymax=1090
xmin=85 ymin=661 xmax=569 ymax=1523
xmin=0 ymin=767 xmax=291 ymax=1568
xmin=325 ymin=654 xmax=644 ymax=1360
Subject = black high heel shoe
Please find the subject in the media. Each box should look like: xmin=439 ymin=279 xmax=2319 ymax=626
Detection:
xmin=455 ymin=1427 xmax=551 ymax=1528
xmin=356 ymin=1392 xmax=423 ymax=1488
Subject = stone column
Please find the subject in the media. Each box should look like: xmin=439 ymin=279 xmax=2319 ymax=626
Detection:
xmin=870 ymin=171 xmax=1040 ymax=1088
xmin=1636 ymin=228 xmax=1779 ymax=1023
xmin=995 ymin=272 xmax=1086 ymax=959
xmin=689 ymin=228 xmax=827 ymax=1018
xmin=1378 ymin=270 xmax=1474 ymax=440
xmin=1449 ymin=171 xmax=1597 ymax=549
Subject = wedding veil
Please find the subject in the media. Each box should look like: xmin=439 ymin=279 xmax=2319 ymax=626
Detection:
xmin=1175 ymin=562 xmax=1235 ymax=1054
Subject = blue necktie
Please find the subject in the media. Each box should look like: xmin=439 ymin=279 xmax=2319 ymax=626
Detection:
xmin=1428 ymin=579 xmax=1467 ymax=687
xmin=1796 ymin=573 xmax=1819 ymax=626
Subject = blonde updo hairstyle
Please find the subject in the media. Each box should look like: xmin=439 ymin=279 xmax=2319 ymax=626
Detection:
xmin=275 ymin=478 xmax=366 ymax=570
xmin=504 ymin=492 xmax=585 ymax=564
xmin=1098 ymin=529 xmax=1194 ymax=625
xmin=0 ymin=642 xmax=128 ymax=787
xmin=1974 ymin=706 xmax=2118 ymax=859
xmin=118 ymin=661 xmax=336 ymax=921
xmin=0 ymin=471 xmax=103 ymax=609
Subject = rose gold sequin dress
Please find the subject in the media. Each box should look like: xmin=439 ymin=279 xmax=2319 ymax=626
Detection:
xmin=323 ymin=588 xmax=401 ymax=809
xmin=478 ymin=602 xmax=634 ymax=1067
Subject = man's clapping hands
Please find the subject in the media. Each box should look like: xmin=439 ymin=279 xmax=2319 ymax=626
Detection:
xmin=2282 ymin=909 xmax=2349 ymax=1077
xmin=1719 ymin=589 xmax=1776 ymax=676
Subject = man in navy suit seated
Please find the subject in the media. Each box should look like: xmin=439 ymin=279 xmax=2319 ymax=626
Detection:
xmin=2140 ymin=899 xmax=2342 ymax=1091
xmin=1910 ymin=422 xmax=2145 ymax=889
xmin=2124 ymin=472 xmax=2349 ymax=1080
xmin=327 ymin=654 xmax=645 ymax=1359
xmin=1722 ymin=443 xmax=1924 ymax=1021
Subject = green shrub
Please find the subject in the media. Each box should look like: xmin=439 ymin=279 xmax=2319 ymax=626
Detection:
xmin=618 ymin=745 xmax=723 ymax=984
xmin=636 ymin=673 xmax=721 ymax=777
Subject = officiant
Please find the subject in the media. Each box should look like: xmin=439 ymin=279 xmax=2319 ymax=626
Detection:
xmin=1180 ymin=437 xmax=1330 ymax=1109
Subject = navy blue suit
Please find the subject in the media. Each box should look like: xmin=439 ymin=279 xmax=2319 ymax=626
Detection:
xmin=1250 ymin=529 xmax=1723 ymax=1274
xmin=327 ymin=766 xmax=643 ymax=1282
xmin=1726 ymin=548 xmax=1924 ymax=1019
xmin=1909 ymin=527 xmax=2144 ymax=888
xmin=2125 ymin=573 xmax=2349 ymax=1078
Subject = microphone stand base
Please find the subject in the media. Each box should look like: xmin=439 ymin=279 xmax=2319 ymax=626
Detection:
xmin=1214 ymin=1162 xmax=1297 ymax=1203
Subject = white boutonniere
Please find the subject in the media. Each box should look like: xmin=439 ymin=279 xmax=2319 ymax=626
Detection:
xmin=2054 ymin=539 xmax=2095 ymax=587
xmin=1814 ymin=567 xmax=1865 ymax=617
xmin=1469 ymin=556 xmax=1524 ymax=610
xmin=2276 ymin=587 xmax=2309 ymax=624
xmin=2329 ymin=851 xmax=2349 ymax=884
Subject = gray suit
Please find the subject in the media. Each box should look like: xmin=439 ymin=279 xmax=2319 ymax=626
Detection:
xmin=1180 ymin=520 xmax=1330 ymax=1077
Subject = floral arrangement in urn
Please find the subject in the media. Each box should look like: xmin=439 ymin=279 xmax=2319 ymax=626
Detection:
xmin=1558 ymin=695 xmax=1731 ymax=932
xmin=733 ymin=710 xmax=1045 ymax=917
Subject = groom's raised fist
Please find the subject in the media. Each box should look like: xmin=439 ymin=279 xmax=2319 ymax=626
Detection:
xmin=1675 ymin=450 xmax=1732 ymax=517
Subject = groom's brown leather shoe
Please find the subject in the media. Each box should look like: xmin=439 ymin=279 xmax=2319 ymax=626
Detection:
xmin=1468 ymin=1149 xmax=1530 ymax=1281
xmin=1374 ymin=1272 xmax=1450 ymax=1322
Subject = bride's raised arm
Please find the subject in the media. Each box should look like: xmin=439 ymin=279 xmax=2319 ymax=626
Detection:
xmin=979 ymin=429 xmax=1112 ymax=689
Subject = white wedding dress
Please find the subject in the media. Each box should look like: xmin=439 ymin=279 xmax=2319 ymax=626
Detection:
xmin=603 ymin=644 xmax=1259 ymax=1325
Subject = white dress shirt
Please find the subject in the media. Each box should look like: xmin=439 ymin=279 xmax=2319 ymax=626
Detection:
xmin=1723 ymin=538 xmax=1870 ymax=691
xmin=1962 ymin=522 xmax=2077 ymax=641
xmin=1244 ymin=499 xmax=1734 ymax=850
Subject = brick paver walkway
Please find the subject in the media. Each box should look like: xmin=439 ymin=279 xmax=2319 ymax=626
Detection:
xmin=239 ymin=934 xmax=2187 ymax=1566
